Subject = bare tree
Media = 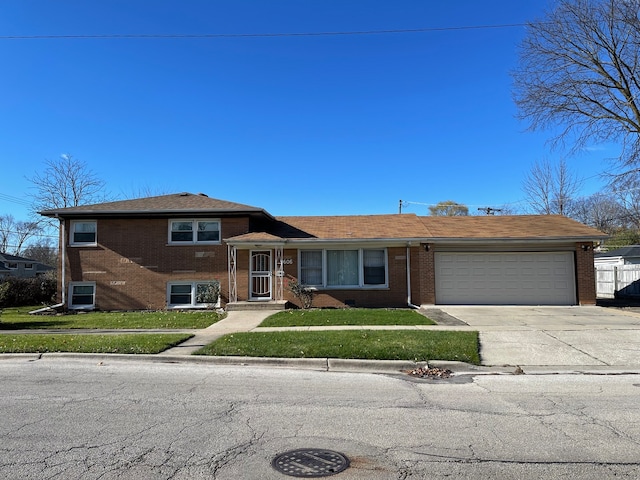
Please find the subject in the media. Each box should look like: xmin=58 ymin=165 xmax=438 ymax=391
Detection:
xmin=429 ymin=201 xmax=469 ymax=216
xmin=522 ymin=159 xmax=582 ymax=215
xmin=610 ymin=171 xmax=640 ymax=228
xmin=27 ymin=154 xmax=107 ymax=213
xmin=22 ymin=239 xmax=58 ymax=267
xmin=0 ymin=214 xmax=13 ymax=253
xmin=0 ymin=215 xmax=42 ymax=255
xmin=513 ymin=0 xmax=640 ymax=170
xmin=572 ymin=193 xmax=628 ymax=233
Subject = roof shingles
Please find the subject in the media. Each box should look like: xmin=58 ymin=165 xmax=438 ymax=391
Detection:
xmin=39 ymin=192 xmax=268 ymax=217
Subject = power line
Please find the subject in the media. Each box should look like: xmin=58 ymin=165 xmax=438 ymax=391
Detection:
xmin=0 ymin=23 xmax=532 ymax=40
xmin=0 ymin=192 xmax=32 ymax=207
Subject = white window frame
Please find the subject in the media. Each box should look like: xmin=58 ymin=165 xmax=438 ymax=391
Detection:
xmin=70 ymin=220 xmax=97 ymax=246
xmin=298 ymin=248 xmax=388 ymax=289
xmin=68 ymin=282 xmax=96 ymax=310
xmin=7 ymin=262 xmax=18 ymax=270
xmin=24 ymin=263 xmax=34 ymax=270
xmin=167 ymin=281 xmax=221 ymax=308
xmin=168 ymin=219 xmax=221 ymax=245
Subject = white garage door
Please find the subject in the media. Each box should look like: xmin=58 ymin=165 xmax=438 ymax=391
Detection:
xmin=435 ymin=252 xmax=576 ymax=305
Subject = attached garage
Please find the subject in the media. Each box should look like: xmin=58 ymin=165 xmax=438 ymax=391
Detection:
xmin=434 ymin=252 xmax=577 ymax=305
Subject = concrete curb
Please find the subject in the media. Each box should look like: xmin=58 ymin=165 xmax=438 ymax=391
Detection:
xmin=3 ymin=352 xmax=639 ymax=376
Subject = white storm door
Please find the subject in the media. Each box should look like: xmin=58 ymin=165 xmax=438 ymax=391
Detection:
xmin=250 ymin=250 xmax=272 ymax=300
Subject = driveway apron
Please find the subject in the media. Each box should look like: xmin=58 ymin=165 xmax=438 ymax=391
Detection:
xmin=437 ymin=306 xmax=640 ymax=367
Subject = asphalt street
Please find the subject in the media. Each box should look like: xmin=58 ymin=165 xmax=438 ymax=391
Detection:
xmin=1 ymin=357 xmax=639 ymax=479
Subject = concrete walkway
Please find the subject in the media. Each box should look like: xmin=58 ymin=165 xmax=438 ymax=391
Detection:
xmin=157 ymin=310 xmax=276 ymax=355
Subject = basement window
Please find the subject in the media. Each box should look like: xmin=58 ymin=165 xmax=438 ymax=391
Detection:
xmin=167 ymin=281 xmax=220 ymax=308
xmin=68 ymin=282 xmax=96 ymax=310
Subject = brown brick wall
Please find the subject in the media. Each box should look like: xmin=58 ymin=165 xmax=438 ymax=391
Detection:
xmin=278 ymin=247 xmax=412 ymax=308
xmin=61 ymin=217 xmax=250 ymax=310
xmin=413 ymin=244 xmax=435 ymax=305
xmin=575 ymin=242 xmax=597 ymax=305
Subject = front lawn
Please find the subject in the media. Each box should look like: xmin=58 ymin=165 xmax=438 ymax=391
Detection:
xmin=194 ymin=330 xmax=480 ymax=364
xmin=260 ymin=308 xmax=436 ymax=327
xmin=0 ymin=333 xmax=193 ymax=354
xmin=0 ymin=306 xmax=223 ymax=330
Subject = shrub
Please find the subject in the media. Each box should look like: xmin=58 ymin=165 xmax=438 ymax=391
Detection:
xmin=0 ymin=274 xmax=57 ymax=308
xmin=287 ymin=276 xmax=314 ymax=309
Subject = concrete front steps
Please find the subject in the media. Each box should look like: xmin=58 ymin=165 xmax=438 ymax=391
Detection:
xmin=225 ymin=300 xmax=287 ymax=312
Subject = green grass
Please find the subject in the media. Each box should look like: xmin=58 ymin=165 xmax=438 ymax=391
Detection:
xmin=260 ymin=308 xmax=436 ymax=327
xmin=0 ymin=306 xmax=223 ymax=330
xmin=194 ymin=330 xmax=480 ymax=364
xmin=0 ymin=333 xmax=193 ymax=354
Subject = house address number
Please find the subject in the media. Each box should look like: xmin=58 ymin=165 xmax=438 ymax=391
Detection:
xmin=281 ymin=258 xmax=293 ymax=265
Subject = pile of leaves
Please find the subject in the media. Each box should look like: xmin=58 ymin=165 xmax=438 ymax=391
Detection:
xmin=406 ymin=367 xmax=453 ymax=379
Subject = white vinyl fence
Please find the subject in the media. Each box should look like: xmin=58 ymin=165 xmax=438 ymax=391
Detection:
xmin=595 ymin=264 xmax=640 ymax=298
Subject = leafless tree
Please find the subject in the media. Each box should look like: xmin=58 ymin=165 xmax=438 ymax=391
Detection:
xmin=0 ymin=215 xmax=42 ymax=255
xmin=429 ymin=201 xmax=469 ymax=216
xmin=572 ymin=193 xmax=628 ymax=233
xmin=22 ymin=239 xmax=58 ymax=267
xmin=27 ymin=154 xmax=107 ymax=213
xmin=513 ymin=0 xmax=640 ymax=170
xmin=0 ymin=214 xmax=13 ymax=253
xmin=522 ymin=158 xmax=582 ymax=215
xmin=610 ymin=171 xmax=640 ymax=228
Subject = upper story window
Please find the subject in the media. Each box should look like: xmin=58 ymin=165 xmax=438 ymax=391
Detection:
xmin=7 ymin=262 xmax=18 ymax=269
xmin=299 ymin=248 xmax=388 ymax=288
xmin=24 ymin=263 xmax=34 ymax=270
xmin=169 ymin=219 xmax=220 ymax=244
xmin=70 ymin=220 xmax=97 ymax=246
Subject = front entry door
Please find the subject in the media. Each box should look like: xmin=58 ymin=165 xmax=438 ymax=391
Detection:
xmin=250 ymin=250 xmax=272 ymax=300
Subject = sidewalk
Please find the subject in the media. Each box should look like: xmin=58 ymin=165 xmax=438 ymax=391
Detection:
xmin=157 ymin=310 xmax=274 ymax=356
xmin=3 ymin=307 xmax=640 ymax=376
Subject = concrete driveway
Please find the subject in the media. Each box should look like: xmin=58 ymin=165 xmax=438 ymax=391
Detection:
xmin=438 ymin=306 xmax=640 ymax=369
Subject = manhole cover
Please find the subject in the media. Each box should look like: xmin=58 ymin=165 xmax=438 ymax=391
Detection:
xmin=271 ymin=448 xmax=350 ymax=477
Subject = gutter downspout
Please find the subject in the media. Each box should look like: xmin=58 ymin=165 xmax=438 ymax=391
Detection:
xmin=406 ymin=244 xmax=419 ymax=309
xmin=59 ymin=217 xmax=66 ymax=306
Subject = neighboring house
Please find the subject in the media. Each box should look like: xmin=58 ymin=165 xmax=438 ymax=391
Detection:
xmin=594 ymin=245 xmax=640 ymax=266
xmin=0 ymin=253 xmax=55 ymax=279
xmin=40 ymin=192 xmax=606 ymax=311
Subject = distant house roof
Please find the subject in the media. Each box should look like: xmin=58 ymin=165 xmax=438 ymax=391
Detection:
xmin=39 ymin=192 xmax=273 ymax=220
xmin=0 ymin=253 xmax=38 ymax=263
xmin=0 ymin=253 xmax=54 ymax=273
xmin=595 ymin=245 xmax=640 ymax=258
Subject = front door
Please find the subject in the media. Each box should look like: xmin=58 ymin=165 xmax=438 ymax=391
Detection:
xmin=250 ymin=250 xmax=272 ymax=300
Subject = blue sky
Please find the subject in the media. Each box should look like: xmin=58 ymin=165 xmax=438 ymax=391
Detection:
xmin=0 ymin=0 xmax=616 ymax=221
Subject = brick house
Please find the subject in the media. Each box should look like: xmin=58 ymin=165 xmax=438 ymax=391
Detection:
xmin=40 ymin=192 xmax=606 ymax=311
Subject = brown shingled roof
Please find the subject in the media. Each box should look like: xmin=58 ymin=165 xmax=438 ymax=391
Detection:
xmin=420 ymin=215 xmax=606 ymax=240
xmin=39 ymin=192 xmax=271 ymax=218
xmin=274 ymin=214 xmax=429 ymax=240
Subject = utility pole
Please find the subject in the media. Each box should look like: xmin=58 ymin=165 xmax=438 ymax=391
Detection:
xmin=478 ymin=207 xmax=502 ymax=215
xmin=399 ymin=200 xmax=403 ymax=214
